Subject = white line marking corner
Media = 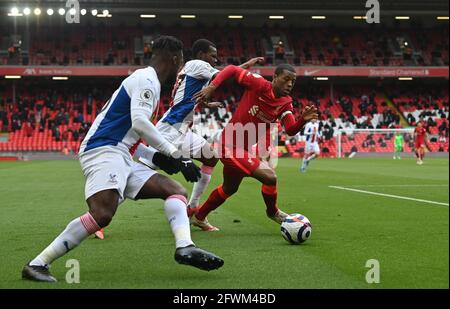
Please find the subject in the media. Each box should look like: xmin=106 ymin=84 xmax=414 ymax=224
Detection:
xmin=329 ymin=186 xmax=449 ymax=207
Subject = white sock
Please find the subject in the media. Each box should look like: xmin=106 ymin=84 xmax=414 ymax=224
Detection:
xmin=29 ymin=212 xmax=100 ymax=267
xmin=188 ymin=165 xmax=214 ymax=208
xmin=302 ymin=158 xmax=308 ymax=167
xmin=165 ymin=195 xmax=195 ymax=249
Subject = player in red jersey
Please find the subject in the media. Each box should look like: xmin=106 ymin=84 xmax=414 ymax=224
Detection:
xmin=414 ymin=120 xmax=427 ymax=165
xmin=191 ymin=63 xmax=318 ymax=231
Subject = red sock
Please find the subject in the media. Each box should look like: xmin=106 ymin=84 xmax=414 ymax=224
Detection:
xmin=262 ymin=185 xmax=279 ymax=217
xmin=420 ymin=151 xmax=425 ymax=160
xmin=196 ymin=185 xmax=229 ymax=221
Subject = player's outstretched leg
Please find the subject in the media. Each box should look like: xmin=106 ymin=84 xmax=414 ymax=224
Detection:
xmin=22 ymin=190 xmax=119 ymax=282
xmin=187 ymin=162 xmax=216 ymax=217
xmin=420 ymin=147 xmax=425 ymax=164
xmin=261 ymin=184 xmax=288 ymax=224
xmin=300 ymin=155 xmax=308 ymax=172
xmin=135 ymin=173 xmax=224 ymax=271
xmin=252 ymin=162 xmax=288 ymax=224
xmin=175 ymin=245 xmax=224 ymax=271
xmin=307 ymin=153 xmax=317 ymax=167
xmin=188 ymin=143 xmax=219 ymax=214
xmin=415 ymin=149 xmax=422 ymax=164
xmin=193 ymin=172 xmax=243 ymax=231
xmin=190 ymin=214 xmax=220 ymax=231
xmin=300 ymin=153 xmax=315 ymax=173
xmin=22 ymin=264 xmax=57 ymax=283
xmin=187 ymin=164 xmax=214 ymax=213
xmin=192 ymin=185 xmax=229 ymax=231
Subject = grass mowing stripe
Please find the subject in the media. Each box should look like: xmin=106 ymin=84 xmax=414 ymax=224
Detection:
xmin=329 ymin=186 xmax=449 ymax=206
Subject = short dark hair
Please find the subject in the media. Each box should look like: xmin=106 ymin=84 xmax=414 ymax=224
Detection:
xmin=275 ymin=63 xmax=295 ymax=75
xmin=152 ymin=35 xmax=183 ymax=54
xmin=192 ymin=39 xmax=216 ymax=58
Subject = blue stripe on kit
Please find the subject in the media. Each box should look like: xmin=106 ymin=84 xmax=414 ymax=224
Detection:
xmin=85 ymin=86 xmax=132 ymax=152
xmin=163 ymin=75 xmax=207 ymax=125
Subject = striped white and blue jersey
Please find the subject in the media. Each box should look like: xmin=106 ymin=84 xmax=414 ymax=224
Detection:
xmin=159 ymin=60 xmax=219 ymax=132
xmin=304 ymin=121 xmax=321 ymax=143
xmin=79 ymin=67 xmax=161 ymax=154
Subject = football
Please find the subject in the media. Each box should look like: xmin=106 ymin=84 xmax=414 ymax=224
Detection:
xmin=281 ymin=214 xmax=312 ymax=244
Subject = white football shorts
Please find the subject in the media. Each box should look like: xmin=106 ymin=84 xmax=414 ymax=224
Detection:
xmin=305 ymin=142 xmax=320 ymax=154
xmin=79 ymin=146 xmax=157 ymax=202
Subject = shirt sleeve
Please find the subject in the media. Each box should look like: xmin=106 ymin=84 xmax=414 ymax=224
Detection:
xmin=211 ymin=65 xmax=266 ymax=92
xmin=237 ymin=70 xmax=267 ymax=91
xmin=129 ymin=74 xmax=178 ymax=156
xmin=129 ymin=74 xmax=159 ymax=119
xmin=190 ymin=61 xmax=219 ymax=81
xmin=278 ymin=102 xmax=294 ymax=121
xmin=280 ymin=112 xmax=306 ymax=136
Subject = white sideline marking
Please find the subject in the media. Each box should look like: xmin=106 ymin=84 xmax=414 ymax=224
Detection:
xmin=329 ymin=186 xmax=449 ymax=207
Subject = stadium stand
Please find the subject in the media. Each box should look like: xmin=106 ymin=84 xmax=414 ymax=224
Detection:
xmin=1 ymin=14 xmax=448 ymax=157
xmin=1 ymin=25 xmax=448 ymax=67
xmin=1 ymin=80 xmax=447 ymax=156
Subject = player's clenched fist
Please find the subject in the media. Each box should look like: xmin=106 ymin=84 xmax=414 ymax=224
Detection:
xmin=241 ymin=57 xmax=265 ymax=69
xmin=152 ymin=152 xmax=201 ymax=182
xmin=172 ymin=156 xmax=202 ymax=183
xmin=152 ymin=152 xmax=180 ymax=175
xmin=300 ymin=105 xmax=318 ymax=122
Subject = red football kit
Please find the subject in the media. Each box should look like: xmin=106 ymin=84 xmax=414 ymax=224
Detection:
xmin=194 ymin=65 xmax=309 ymax=225
xmin=414 ymin=126 xmax=427 ymax=149
xmin=211 ymin=65 xmax=305 ymax=177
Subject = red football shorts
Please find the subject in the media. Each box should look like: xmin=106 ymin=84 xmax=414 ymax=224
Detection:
xmin=415 ymin=139 xmax=425 ymax=149
xmin=220 ymin=148 xmax=261 ymax=177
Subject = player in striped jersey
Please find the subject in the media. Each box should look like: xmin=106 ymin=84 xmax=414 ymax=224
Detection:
xmin=134 ymin=39 xmax=264 ymax=214
xmin=22 ymin=36 xmax=223 ymax=283
xmin=300 ymin=118 xmax=321 ymax=173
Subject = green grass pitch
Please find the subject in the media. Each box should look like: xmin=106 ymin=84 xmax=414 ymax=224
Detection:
xmin=0 ymin=157 xmax=448 ymax=288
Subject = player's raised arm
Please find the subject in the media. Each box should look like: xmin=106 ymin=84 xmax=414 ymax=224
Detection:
xmin=281 ymin=105 xmax=318 ymax=136
xmin=195 ymin=59 xmax=263 ymax=109
xmin=194 ymin=65 xmax=265 ymax=104
xmin=193 ymin=65 xmax=239 ymax=103
xmin=239 ymin=57 xmax=265 ymax=70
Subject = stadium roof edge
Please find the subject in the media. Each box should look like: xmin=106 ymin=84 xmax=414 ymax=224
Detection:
xmin=0 ymin=0 xmax=448 ymax=14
